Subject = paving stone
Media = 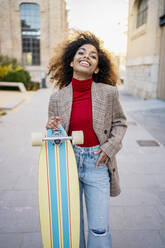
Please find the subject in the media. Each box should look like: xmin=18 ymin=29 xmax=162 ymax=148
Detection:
xmin=160 ymin=229 xmax=165 ymax=245
xmin=118 ymin=161 xmax=165 ymax=174
xmin=111 ymin=230 xmax=165 ymax=248
xmin=111 ymin=188 xmax=163 ymax=206
xmin=21 ymin=232 xmax=42 ymax=248
xmin=157 ymin=189 xmax=165 ymax=205
xmin=0 ymin=190 xmax=38 ymax=208
xmin=128 ymin=108 xmax=165 ymax=146
xmin=0 ymin=233 xmax=23 ymax=248
xmin=0 ymin=172 xmax=19 ymax=190
xmin=0 ymin=205 xmax=40 ymax=233
xmin=13 ymin=170 xmax=38 ymax=190
xmin=120 ymin=174 xmax=159 ymax=188
xmin=157 ymin=206 xmax=165 ymax=223
xmin=110 ymin=206 xmax=165 ymax=230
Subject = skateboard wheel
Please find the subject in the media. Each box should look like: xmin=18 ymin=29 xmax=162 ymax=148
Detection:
xmin=32 ymin=132 xmax=43 ymax=146
xmin=72 ymin=131 xmax=84 ymax=145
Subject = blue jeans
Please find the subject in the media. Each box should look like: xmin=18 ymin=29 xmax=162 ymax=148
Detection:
xmin=73 ymin=144 xmax=112 ymax=248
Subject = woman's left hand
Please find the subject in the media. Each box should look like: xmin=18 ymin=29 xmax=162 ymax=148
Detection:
xmin=94 ymin=149 xmax=109 ymax=168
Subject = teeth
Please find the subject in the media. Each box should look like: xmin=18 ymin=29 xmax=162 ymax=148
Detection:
xmin=79 ymin=61 xmax=89 ymax=66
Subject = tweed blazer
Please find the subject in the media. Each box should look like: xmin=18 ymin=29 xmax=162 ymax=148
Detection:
xmin=48 ymin=82 xmax=127 ymax=197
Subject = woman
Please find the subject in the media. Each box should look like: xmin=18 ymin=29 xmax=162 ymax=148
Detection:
xmin=46 ymin=31 xmax=127 ymax=248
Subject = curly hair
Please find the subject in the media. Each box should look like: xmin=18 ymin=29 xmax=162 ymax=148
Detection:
xmin=47 ymin=30 xmax=119 ymax=89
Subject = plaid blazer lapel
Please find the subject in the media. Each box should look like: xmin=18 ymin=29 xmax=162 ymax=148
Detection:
xmin=91 ymin=82 xmax=106 ymax=142
xmin=59 ymin=83 xmax=73 ymax=133
xmin=91 ymin=82 xmax=98 ymax=133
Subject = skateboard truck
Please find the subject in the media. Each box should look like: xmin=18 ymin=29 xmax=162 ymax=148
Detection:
xmin=32 ymin=129 xmax=84 ymax=146
xmin=42 ymin=130 xmax=72 ymax=146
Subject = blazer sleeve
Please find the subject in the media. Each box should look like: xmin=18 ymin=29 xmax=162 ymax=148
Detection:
xmin=48 ymin=92 xmax=59 ymax=119
xmin=101 ymin=86 xmax=127 ymax=160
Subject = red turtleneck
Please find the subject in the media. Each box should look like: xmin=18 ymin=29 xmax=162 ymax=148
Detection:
xmin=68 ymin=77 xmax=99 ymax=147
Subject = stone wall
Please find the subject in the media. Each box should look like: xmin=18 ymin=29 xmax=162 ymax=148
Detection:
xmin=126 ymin=56 xmax=159 ymax=98
xmin=126 ymin=0 xmax=165 ymax=99
xmin=0 ymin=0 xmax=68 ymax=84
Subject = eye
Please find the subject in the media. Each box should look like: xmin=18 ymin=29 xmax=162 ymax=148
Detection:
xmin=78 ymin=51 xmax=84 ymax=55
xmin=91 ymin=55 xmax=97 ymax=59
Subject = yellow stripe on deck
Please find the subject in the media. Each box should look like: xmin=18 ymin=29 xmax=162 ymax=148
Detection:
xmin=39 ymin=143 xmax=52 ymax=248
xmin=66 ymin=141 xmax=80 ymax=247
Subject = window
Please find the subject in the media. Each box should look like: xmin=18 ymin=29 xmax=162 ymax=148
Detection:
xmin=159 ymin=0 xmax=165 ymax=26
xmin=136 ymin=0 xmax=148 ymax=28
xmin=20 ymin=3 xmax=40 ymax=65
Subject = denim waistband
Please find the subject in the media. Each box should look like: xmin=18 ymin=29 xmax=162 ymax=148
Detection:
xmin=72 ymin=144 xmax=100 ymax=154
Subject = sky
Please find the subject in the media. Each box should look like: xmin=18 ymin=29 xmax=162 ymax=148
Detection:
xmin=66 ymin=0 xmax=129 ymax=55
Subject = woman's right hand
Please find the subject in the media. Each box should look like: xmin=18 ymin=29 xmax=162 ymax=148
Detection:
xmin=46 ymin=116 xmax=62 ymax=130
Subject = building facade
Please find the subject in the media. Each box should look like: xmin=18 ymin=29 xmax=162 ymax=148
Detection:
xmin=0 ymin=0 xmax=68 ymax=83
xmin=126 ymin=0 xmax=165 ymax=100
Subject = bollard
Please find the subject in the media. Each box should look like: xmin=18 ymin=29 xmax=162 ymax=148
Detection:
xmin=41 ymin=72 xmax=47 ymax=88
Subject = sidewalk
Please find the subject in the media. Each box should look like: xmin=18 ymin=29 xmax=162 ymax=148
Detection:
xmin=0 ymin=89 xmax=50 ymax=248
xmin=0 ymin=86 xmax=165 ymax=248
xmin=110 ymin=87 xmax=165 ymax=248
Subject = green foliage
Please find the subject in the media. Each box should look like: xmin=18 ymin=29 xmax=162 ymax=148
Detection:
xmin=0 ymin=55 xmax=21 ymax=69
xmin=0 ymin=64 xmax=22 ymax=79
xmin=0 ymin=112 xmax=7 ymax=116
xmin=1 ymin=70 xmax=30 ymax=88
xmin=30 ymin=81 xmax=40 ymax=90
xmin=0 ymin=55 xmax=40 ymax=91
xmin=1 ymin=69 xmax=40 ymax=90
xmin=0 ymin=55 xmax=22 ymax=79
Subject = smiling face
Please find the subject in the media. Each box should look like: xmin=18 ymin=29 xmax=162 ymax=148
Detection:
xmin=70 ymin=44 xmax=99 ymax=80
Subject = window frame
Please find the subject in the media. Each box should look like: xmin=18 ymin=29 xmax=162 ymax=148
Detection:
xmin=136 ymin=0 xmax=148 ymax=28
xmin=20 ymin=3 xmax=41 ymax=66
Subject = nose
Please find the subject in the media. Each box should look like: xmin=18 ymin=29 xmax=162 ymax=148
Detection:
xmin=83 ymin=53 xmax=90 ymax=59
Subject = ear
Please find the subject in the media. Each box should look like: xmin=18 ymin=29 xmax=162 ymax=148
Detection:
xmin=70 ymin=61 xmax=73 ymax=67
xmin=94 ymin=67 xmax=99 ymax=74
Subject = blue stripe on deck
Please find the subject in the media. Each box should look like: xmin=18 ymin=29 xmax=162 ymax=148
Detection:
xmin=59 ymin=126 xmax=70 ymax=247
xmin=47 ymin=129 xmax=60 ymax=248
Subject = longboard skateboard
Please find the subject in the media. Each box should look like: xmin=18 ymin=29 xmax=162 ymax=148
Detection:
xmin=32 ymin=125 xmax=83 ymax=248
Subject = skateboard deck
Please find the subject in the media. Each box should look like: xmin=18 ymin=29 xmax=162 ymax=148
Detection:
xmin=37 ymin=126 xmax=81 ymax=248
